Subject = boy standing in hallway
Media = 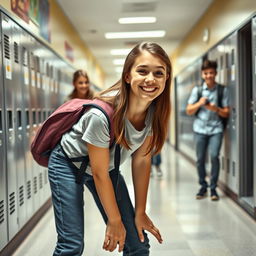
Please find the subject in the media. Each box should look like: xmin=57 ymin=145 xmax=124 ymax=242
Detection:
xmin=186 ymin=60 xmax=230 ymax=201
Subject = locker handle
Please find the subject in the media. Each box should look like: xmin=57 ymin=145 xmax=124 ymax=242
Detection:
xmin=17 ymin=109 xmax=22 ymax=129
xmin=7 ymin=110 xmax=13 ymax=130
xmin=0 ymin=109 xmax=2 ymax=131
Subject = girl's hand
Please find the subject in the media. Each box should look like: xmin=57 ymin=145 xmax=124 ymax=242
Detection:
xmin=103 ymin=219 xmax=126 ymax=252
xmin=135 ymin=212 xmax=163 ymax=244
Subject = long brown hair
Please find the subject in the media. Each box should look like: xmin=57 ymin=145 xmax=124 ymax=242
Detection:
xmin=97 ymin=42 xmax=172 ymax=155
xmin=68 ymin=70 xmax=94 ymax=100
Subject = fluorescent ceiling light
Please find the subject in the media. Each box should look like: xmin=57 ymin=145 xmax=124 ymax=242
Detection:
xmin=113 ymin=59 xmax=125 ymax=65
xmin=105 ymin=30 xmax=166 ymax=39
xmin=110 ymin=49 xmax=131 ymax=55
xmin=118 ymin=17 xmax=156 ymax=24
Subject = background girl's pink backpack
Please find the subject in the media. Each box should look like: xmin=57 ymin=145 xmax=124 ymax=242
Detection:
xmin=31 ymin=98 xmax=114 ymax=167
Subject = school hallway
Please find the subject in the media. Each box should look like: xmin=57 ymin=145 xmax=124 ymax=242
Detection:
xmin=11 ymin=143 xmax=256 ymax=256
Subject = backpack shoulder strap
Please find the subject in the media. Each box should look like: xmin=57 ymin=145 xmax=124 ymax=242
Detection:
xmin=217 ymin=84 xmax=225 ymax=107
xmin=197 ymin=85 xmax=203 ymax=101
xmin=194 ymin=85 xmax=203 ymax=116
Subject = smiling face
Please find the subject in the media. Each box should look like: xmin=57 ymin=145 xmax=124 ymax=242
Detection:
xmin=125 ymin=51 xmax=168 ymax=104
xmin=201 ymin=68 xmax=217 ymax=87
xmin=73 ymin=75 xmax=90 ymax=97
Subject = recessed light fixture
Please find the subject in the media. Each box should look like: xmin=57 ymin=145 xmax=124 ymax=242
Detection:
xmin=113 ymin=59 xmax=125 ymax=65
xmin=105 ymin=30 xmax=166 ymax=39
xmin=110 ymin=49 xmax=131 ymax=55
xmin=118 ymin=17 xmax=157 ymax=24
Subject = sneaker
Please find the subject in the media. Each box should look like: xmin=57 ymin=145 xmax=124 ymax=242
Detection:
xmin=210 ymin=189 xmax=219 ymax=201
xmin=196 ymin=187 xmax=207 ymax=199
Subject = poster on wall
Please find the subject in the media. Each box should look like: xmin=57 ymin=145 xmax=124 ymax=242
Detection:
xmin=29 ymin=0 xmax=39 ymax=25
xmin=10 ymin=0 xmax=51 ymax=42
xmin=39 ymin=0 xmax=51 ymax=42
xmin=65 ymin=41 xmax=74 ymax=62
xmin=11 ymin=0 xmax=29 ymax=23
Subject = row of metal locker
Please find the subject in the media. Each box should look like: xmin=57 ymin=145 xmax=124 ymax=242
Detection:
xmin=0 ymin=10 xmax=74 ymax=251
xmin=175 ymin=15 xmax=256 ymax=217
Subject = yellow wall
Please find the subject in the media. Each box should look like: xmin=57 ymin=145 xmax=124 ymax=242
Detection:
xmin=0 ymin=0 xmax=105 ymax=87
xmin=170 ymin=0 xmax=256 ymax=146
xmin=171 ymin=0 xmax=256 ymax=76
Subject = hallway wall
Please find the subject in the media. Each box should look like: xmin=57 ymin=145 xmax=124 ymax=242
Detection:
xmin=0 ymin=0 xmax=105 ymax=87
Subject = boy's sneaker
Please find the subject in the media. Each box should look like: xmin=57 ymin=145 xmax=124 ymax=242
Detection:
xmin=196 ymin=187 xmax=207 ymax=199
xmin=210 ymin=189 xmax=219 ymax=201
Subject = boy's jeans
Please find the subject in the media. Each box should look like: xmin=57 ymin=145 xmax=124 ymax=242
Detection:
xmin=195 ymin=132 xmax=223 ymax=189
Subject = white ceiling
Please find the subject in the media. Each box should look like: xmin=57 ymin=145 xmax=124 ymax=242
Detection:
xmin=57 ymin=0 xmax=213 ymax=85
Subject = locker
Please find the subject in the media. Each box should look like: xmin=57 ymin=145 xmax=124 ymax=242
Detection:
xmin=12 ymin=22 xmax=27 ymax=230
xmin=207 ymin=33 xmax=239 ymax=194
xmin=175 ymin=58 xmax=202 ymax=161
xmin=20 ymin=29 xmax=34 ymax=221
xmin=28 ymin=36 xmax=41 ymax=212
xmin=207 ymin=41 xmax=230 ymax=185
xmin=0 ymin=12 xmax=8 ymax=251
xmin=32 ymin=40 xmax=45 ymax=207
xmin=226 ymin=32 xmax=239 ymax=194
xmin=252 ymin=17 xmax=256 ymax=208
xmin=2 ymin=14 xmax=19 ymax=241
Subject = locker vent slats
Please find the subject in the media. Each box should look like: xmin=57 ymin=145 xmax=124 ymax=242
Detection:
xmin=19 ymin=186 xmax=24 ymax=206
xmin=9 ymin=192 xmax=15 ymax=215
xmin=39 ymin=173 xmax=43 ymax=189
xmin=232 ymin=161 xmax=236 ymax=177
xmin=0 ymin=200 xmax=4 ymax=224
xmin=14 ymin=42 xmax=19 ymax=63
xmin=44 ymin=171 xmax=48 ymax=184
xmin=4 ymin=34 xmax=10 ymax=59
xmin=33 ymin=177 xmax=38 ymax=194
xmin=22 ymin=47 xmax=28 ymax=66
xmin=30 ymin=52 xmax=34 ymax=70
xmin=27 ymin=180 xmax=31 ymax=199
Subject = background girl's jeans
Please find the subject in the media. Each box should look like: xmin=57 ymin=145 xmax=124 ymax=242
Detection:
xmin=48 ymin=144 xmax=150 ymax=256
xmin=195 ymin=132 xmax=223 ymax=189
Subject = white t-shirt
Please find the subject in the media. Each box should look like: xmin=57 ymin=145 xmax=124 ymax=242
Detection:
xmin=61 ymin=106 xmax=154 ymax=174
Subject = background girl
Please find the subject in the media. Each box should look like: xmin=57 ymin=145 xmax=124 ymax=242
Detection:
xmin=67 ymin=69 xmax=94 ymax=100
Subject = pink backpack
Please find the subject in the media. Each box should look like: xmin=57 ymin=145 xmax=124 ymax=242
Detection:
xmin=31 ymin=98 xmax=115 ymax=167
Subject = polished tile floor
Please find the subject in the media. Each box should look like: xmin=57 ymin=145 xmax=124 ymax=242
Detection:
xmin=13 ymin=144 xmax=256 ymax=256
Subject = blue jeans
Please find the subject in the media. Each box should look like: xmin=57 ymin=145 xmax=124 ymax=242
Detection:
xmin=194 ymin=132 xmax=223 ymax=189
xmin=48 ymin=144 xmax=150 ymax=256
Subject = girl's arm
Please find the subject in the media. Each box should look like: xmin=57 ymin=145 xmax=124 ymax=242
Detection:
xmin=131 ymin=136 xmax=163 ymax=243
xmin=87 ymin=143 xmax=126 ymax=252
